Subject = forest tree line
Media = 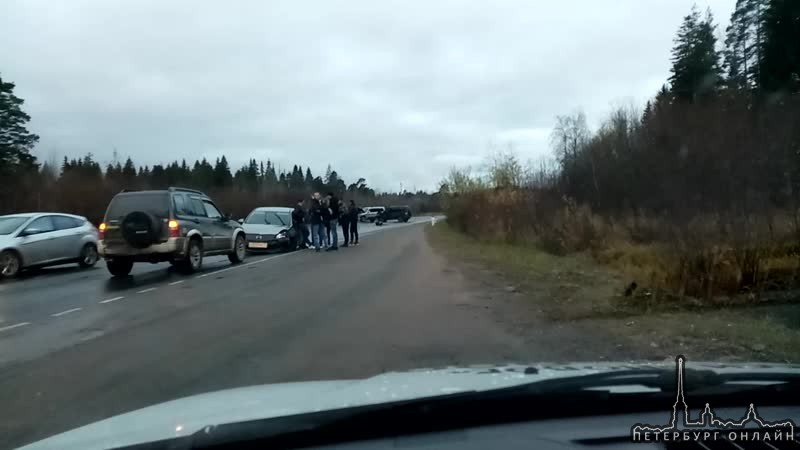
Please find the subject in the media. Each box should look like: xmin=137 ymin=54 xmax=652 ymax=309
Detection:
xmin=442 ymin=0 xmax=800 ymax=300
xmin=0 ymin=78 xmax=439 ymax=224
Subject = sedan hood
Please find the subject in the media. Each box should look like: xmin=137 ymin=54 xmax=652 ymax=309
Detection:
xmin=20 ymin=361 xmax=800 ymax=450
xmin=242 ymin=223 xmax=286 ymax=236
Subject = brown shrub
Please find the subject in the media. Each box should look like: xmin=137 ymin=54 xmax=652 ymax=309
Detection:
xmin=444 ymin=188 xmax=800 ymax=303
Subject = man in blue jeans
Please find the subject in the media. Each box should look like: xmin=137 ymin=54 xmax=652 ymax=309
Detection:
xmin=326 ymin=191 xmax=340 ymax=251
xmin=310 ymin=193 xmax=327 ymax=252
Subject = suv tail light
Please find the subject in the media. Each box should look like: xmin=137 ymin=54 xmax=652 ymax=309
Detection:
xmin=98 ymin=222 xmax=107 ymax=240
xmin=168 ymin=220 xmax=180 ymax=238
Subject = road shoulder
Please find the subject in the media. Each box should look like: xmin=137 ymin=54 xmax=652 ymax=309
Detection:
xmin=425 ymin=223 xmax=800 ymax=362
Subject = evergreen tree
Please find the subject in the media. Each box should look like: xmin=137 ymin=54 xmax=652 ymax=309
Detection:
xmin=0 ymin=75 xmax=39 ymax=176
xmin=0 ymin=75 xmax=39 ymax=209
xmin=193 ymin=158 xmax=214 ymax=188
xmin=724 ymin=0 xmax=769 ymax=89
xmin=305 ymin=167 xmax=314 ymax=187
xmin=121 ymin=157 xmax=137 ymax=186
xmin=760 ymin=0 xmax=800 ymax=92
xmin=150 ymin=164 xmax=167 ymax=188
xmin=213 ymin=155 xmax=233 ymax=187
xmin=289 ymin=164 xmax=305 ymax=189
xmin=263 ymin=160 xmax=278 ymax=185
xmin=669 ymin=7 xmax=724 ymax=101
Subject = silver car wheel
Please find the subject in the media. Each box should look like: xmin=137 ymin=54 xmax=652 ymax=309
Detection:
xmin=1 ymin=251 xmax=21 ymax=278
xmin=83 ymin=245 xmax=98 ymax=266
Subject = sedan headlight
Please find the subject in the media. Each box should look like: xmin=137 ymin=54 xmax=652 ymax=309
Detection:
xmin=276 ymin=231 xmax=287 ymax=239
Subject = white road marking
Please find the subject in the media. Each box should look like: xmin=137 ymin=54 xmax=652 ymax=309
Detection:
xmin=99 ymin=296 xmax=124 ymax=304
xmin=196 ymin=267 xmax=233 ymax=278
xmin=243 ymin=256 xmax=281 ymax=266
xmin=51 ymin=308 xmax=82 ymax=317
xmin=0 ymin=322 xmax=30 ymax=333
xmin=136 ymin=287 xmax=157 ymax=294
xmin=168 ymin=280 xmax=184 ymax=286
xmin=195 ymin=255 xmax=284 ymax=279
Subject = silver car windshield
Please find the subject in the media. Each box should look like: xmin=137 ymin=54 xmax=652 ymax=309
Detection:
xmin=0 ymin=216 xmax=28 ymax=235
xmin=246 ymin=211 xmax=289 ymax=226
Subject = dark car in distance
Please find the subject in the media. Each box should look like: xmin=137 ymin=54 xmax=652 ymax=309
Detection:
xmin=375 ymin=206 xmax=412 ymax=225
xmin=98 ymin=187 xmax=246 ymax=276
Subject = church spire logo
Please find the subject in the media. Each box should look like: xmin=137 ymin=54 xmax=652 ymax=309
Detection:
xmin=631 ymin=355 xmax=794 ymax=444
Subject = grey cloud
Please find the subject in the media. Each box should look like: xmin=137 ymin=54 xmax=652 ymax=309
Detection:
xmin=1 ymin=0 xmax=733 ymax=191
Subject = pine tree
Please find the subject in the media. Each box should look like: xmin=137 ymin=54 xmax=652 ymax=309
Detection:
xmin=305 ymin=167 xmax=313 ymax=187
xmin=213 ymin=155 xmax=233 ymax=187
xmin=121 ymin=157 xmax=137 ymax=187
xmin=670 ymin=7 xmax=723 ymax=101
xmin=324 ymin=164 xmax=333 ymax=184
xmin=263 ymin=160 xmax=278 ymax=185
xmin=724 ymin=0 xmax=769 ymax=89
xmin=0 ymin=75 xmax=39 ymax=210
xmin=760 ymin=0 xmax=800 ymax=92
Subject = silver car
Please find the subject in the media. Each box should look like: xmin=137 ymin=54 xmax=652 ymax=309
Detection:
xmin=0 ymin=213 xmax=99 ymax=279
xmin=241 ymin=207 xmax=294 ymax=251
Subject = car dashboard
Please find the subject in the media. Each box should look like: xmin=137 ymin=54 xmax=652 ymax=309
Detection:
xmin=305 ymin=406 xmax=800 ymax=450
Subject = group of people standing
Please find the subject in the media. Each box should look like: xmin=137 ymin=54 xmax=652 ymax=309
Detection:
xmin=291 ymin=192 xmax=359 ymax=252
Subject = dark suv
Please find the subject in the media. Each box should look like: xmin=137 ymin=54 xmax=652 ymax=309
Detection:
xmin=375 ymin=206 xmax=412 ymax=225
xmin=98 ymin=187 xmax=246 ymax=276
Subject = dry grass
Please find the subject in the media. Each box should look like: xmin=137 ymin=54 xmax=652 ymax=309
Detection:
xmin=445 ymin=189 xmax=800 ymax=303
xmin=427 ymin=222 xmax=800 ymax=362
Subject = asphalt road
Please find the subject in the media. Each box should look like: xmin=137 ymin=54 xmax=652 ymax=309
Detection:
xmin=0 ymin=216 xmax=527 ymax=449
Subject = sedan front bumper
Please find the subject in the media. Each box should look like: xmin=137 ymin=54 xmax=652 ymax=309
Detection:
xmin=246 ymin=237 xmax=289 ymax=251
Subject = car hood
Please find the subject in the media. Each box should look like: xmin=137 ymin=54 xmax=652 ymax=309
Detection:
xmin=19 ymin=361 xmax=800 ymax=450
xmin=241 ymin=223 xmax=286 ymax=235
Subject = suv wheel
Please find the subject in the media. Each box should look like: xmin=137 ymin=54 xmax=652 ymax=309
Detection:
xmin=180 ymin=238 xmax=203 ymax=273
xmin=107 ymin=258 xmax=133 ymax=277
xmin=0 ymin=250 xmax=21 ymax=279
xmin=228 ymin=233 xmax=246 ymax=264
xmin=78 ymin=243 xmax=98 ymax=268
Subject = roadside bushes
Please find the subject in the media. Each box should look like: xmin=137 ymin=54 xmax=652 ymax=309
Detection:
xmin=444 ymin=188 xmax=800 ymax=302
xmin=441 ymin=88 xmax=800 ymax=304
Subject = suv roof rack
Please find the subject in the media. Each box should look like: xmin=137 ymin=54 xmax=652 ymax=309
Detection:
xmin=168 ymin=187 xmax=205 ymax=195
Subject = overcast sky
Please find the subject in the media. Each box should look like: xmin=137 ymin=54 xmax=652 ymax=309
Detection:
xmin=1 ymin=0 xmax=733 ymax=192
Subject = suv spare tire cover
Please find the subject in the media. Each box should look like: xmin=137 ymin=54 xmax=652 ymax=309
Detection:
xmin=121 ymin=211 xmax=161 ymax=248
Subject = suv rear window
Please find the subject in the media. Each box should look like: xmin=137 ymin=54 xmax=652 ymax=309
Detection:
xmin=105 ymin=192 xmax=170 ymax=220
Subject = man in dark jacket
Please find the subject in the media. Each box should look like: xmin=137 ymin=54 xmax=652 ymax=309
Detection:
xmin=310 ymin=193 xmax=326 ymax=252
xmin=291 ymin=199 xmax=309 ymax=249
xmin=339 ymin=200 xmax=350 ymax=247
xmin=348 ymin=200 xmax=359 ymax=245
xmin=326 ymin=192 xmax=340 ymax=251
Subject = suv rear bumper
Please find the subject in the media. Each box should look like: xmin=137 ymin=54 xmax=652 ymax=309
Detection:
xmin=99 ymin=237 xmax=187 ymax=262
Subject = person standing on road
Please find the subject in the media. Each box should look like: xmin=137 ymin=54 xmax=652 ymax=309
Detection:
xmin=321 ymin=197 xmax=332 ymax=249
xmin=291 ymin=199 xmax=308 ymax=250
xmin=310 ymin=193 xmax=327 ymax=252
xmin=348 ymin=200 xmax=359 ymax=245
xmin=326 ymin=192 xmax=340 ymax=251
xmin=339 ymin=200 xmax=350 ymax=247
